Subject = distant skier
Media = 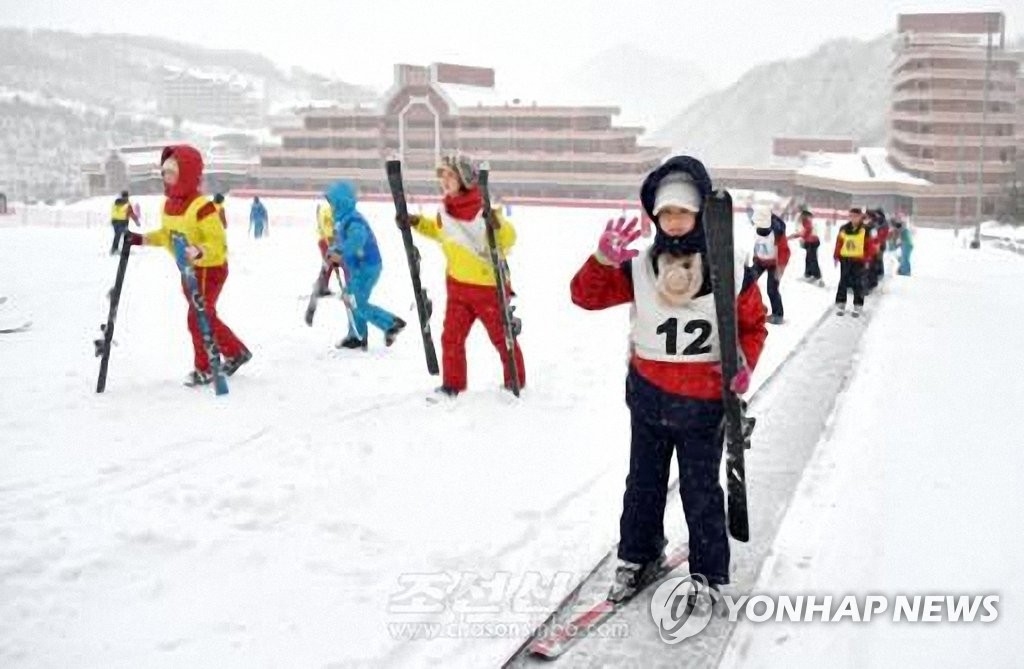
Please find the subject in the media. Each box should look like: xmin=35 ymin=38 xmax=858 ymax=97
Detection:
xmin=870 ymin=208 xmax=890 ymax=282
xmin=316 ymin=201 xmax=337 ymax=297
xmin=788 ymin=209 xmax=822 ymax=285
xmin=570 ymin=155 xmax=767 ymax=602
xmin=323 ymin=181 xmax=405 ymax=350
xmin=212 ymin=193 xmax=228 ymax=228
xmin=397 ymin=154 xmax=525 ymax=398
xmin=109 ymin=190 xmax=139 ymax=255
xmin=125 ymin=145 xmax=252 ymax=385
xmin=861 ymin=212 xmax=879 ymax=294
xmin=750 ymin=205 xmax=790 ymax=324
xmin=833 ymin=208 xmax=870 ymax=316
xmin=893 ymin=219 xmax=913 ymax=276
xmin=249 ymin=196 xmax=268 ymax=239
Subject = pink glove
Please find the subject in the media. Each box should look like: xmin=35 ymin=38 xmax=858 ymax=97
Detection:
xmin=730 ymin=366 xmax=751 ymax=394
xmin=185 ymin=245 xmax=203 ymax=262
xmin=596 ymin=217 xmax=641 ymax=265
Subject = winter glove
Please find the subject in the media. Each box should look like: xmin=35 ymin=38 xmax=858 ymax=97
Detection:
xmin=730 ymin=366 xmax=752 ymax=394
xmin=596 ymin=216 xmax=641 ymax=266
xmin=396 ymin=213 xmax=420 ymax=229
xmin=715 ymin=352 xmax=751 ymax=394
xmin=326 ymin=252 xmax=342 ymax=266
xmin=488 ymin=207 xmax=501 ymax=229
xmin=125 ymin=232 xmax=144 ymax=246
xmin=185 ymin=245 xmax=203 ymax=262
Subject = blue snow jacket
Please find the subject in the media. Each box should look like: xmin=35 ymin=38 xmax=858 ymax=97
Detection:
xmin=250 ymin=200 xmax=267 ymax=224
xmin=324 ymin=181 xmax=382 ymax=272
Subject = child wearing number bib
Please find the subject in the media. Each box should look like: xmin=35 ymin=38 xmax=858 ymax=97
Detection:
xmin=570 ymin=155 xmax=768 ymax=601
xmin=833 ymin=208 xmax=870 ymax=315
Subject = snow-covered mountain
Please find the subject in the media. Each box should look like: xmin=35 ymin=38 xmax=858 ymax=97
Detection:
xmin=652 ymin=33 xmax=893 ymax=166
xmin=537 ymin=44 xmax=712 ymax=136
xmin=0 ymin=28 xmax=374 ymax=201
xmin=0 ymin=29 xmax=374 ymax=117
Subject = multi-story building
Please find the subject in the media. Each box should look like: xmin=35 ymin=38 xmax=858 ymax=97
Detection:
xmin=160 ymin=69 xmax=266 ymax=127
xmin=887 ymin=11 xmax=1020 ymax=223
xmin=81 ymin=135 xmax=259 ymax=197
xmin=253 ymin=63 xmax=669 ymax=201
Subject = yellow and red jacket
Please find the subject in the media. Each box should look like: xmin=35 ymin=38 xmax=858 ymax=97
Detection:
xmin=143 ymin=196 xmax=228 ymax=268
xmin=144 ymin=145 xmax=228 ymax=268
xmin=212 ymin=201 xmax=228 ymax=228
xmin=412 ymin=207 xmax=516 ymax=287
xmin=317 ymin=203 xmax=334 ymax=242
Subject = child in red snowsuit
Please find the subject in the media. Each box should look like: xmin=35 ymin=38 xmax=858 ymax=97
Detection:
xmin=400 ymin=155 xmax=525 ymax=397
xmin=788 ymin=210 xmax=822 ymax=283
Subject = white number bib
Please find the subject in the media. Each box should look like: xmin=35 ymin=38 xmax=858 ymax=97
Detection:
xmin=629 ymin=255 xmax=721 ymax=363
xmin=753 ymin=235 xmax=777 ymax=262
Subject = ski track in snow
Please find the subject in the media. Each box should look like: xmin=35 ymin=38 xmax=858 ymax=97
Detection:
xmin=507 ymin=284 xmax=870 ymax=668
xmin=720 ymin=237 xmax=1024 ymax=669
xmin=2 ymin=199 xmax=846 ymax=668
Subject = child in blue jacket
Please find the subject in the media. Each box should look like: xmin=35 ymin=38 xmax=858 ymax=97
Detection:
xmin=324 ymin=181 xmax=406 ymax=349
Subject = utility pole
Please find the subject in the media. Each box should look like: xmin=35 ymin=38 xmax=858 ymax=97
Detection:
xmin=971 ymin=15 xmax=994 ymax=249
xmin=956 ymin=83 xmax=966 ymax=237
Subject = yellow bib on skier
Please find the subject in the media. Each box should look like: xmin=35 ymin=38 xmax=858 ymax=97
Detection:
xmin=839 ymin=228 xmax=866 ymax=259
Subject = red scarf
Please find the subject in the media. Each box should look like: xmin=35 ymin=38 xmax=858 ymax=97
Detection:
xmin=443 ymin=186 xmax=483 ymax=222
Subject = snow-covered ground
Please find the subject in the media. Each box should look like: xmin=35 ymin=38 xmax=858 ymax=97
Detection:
xmin=722 ymin=232 xmax=1024 ymax=668
xmin=0 ymin=196 xmax=843 ymax=667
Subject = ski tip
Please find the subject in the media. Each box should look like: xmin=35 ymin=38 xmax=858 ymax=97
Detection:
xmin=528 ymin=640 xmax=558 ymax=659
xmin=385 ymin=159 xmax=401 ymax=175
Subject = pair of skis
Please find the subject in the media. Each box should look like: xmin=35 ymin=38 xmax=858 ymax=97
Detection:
xmin=171 ymin=233 xmax=229 ymax=395
xmin=304 ymin=257 xmax=354 ymax=327
xmin=507 ymin=190 xmax=752 ymax=662
xmin=94 ymin=236 xmax=132 ymax=393
xmin=95 ymin=233 xmax=228 ymax=396
xmin=384 ymin=159 xmax=522 ymax=395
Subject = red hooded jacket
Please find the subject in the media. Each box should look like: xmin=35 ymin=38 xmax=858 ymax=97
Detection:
xmin=162 ymin=145 xmax=218 ymax=221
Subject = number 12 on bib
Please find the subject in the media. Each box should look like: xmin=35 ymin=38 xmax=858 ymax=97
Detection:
xmin=703 ymin=189 xmax=754 ymax=542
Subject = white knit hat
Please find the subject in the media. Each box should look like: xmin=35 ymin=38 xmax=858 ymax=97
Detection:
xmin=653 ymin=175 xmax=702 ymax=215
xmin=752 ymin=205 xmax=773 ymax=230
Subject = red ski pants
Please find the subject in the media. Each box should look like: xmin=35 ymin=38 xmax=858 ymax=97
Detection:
xmin=180 ymin=264 xmax=245 ymax=372
xmin=442 ymin=278 xmax=525 ymax=392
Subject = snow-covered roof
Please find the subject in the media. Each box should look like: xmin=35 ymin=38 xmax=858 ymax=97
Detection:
xmin=797 ymin=147 xmax=930 ymax=186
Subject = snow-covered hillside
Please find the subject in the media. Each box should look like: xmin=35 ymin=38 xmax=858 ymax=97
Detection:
xmin=654 ymin=34 xmax=891 ymax=166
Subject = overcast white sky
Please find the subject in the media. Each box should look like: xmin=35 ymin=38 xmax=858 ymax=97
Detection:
xmin=1 ymin=0 xmax=1021 ymax=92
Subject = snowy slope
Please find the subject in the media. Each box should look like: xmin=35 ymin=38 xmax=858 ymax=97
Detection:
xmin=722 ymin=231 xmax=1024 ymax=668
xmin=1 ymin=199 xmax=835 ymax=667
